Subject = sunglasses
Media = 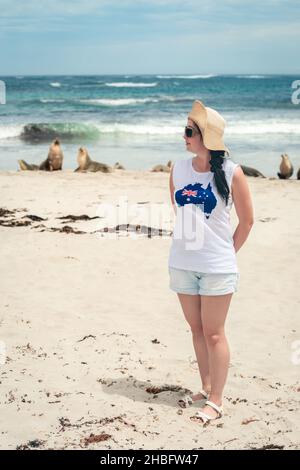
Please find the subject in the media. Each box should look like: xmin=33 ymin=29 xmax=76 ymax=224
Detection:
xmin=184 ymin=126 xmax=200 ymax=138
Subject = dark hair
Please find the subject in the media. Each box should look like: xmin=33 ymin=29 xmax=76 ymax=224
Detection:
xmin=209 ymin=150 xmax=230 ymax=206
xmin=193 ymin=122 xmax=230 ymax=206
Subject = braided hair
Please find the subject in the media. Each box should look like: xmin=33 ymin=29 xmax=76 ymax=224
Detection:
xmin=209 ymin=150 xmax=230 ymax=206
xmin=193 ymin=122 xmax=230 ymax=206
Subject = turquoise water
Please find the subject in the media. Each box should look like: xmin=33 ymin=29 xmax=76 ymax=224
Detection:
xmin=0 ymin=74 xmax=299 ymax=176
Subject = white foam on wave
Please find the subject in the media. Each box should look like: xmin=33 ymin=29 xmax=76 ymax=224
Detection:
xmin=1 ymin=118 xmax=298 ymax=141
xmin=227 ymin=120 xmax=300 ymax=134
xmin=79 ymin=96 xmax=193 ymax=106
xmin=236 ymin=75 xmax=266 ymax=79
xmin=50 ymin=82 xmax=61 ymax=87
xmin=80 ymin=98 xmax=159 ymax=106
xmin=40 ymin=99 xmax=65 ymax=103
xmin=0 ymin=124 xmax=24 ymax=139
xmin=95 ymin=119 xmax=300 ymax=136
xmin=94 ymin=122 xmax=182 ymax=135
xmin=105 ymin=82 xmax=158 ymax=88
xmin=157 ymin=74 xmax=217 ymax=79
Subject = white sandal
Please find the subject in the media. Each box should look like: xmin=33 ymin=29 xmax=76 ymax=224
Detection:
xmin=190 ymin=400 xmax=223 ymax=424
xmin=178 ymin=389 xmax=209 ymax=408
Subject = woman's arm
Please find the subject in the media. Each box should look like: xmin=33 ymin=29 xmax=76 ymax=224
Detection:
xmin=169 ymin=166 xmax=176 ymax=214
xmin=231 ymin=166 xmax=254 ymax=253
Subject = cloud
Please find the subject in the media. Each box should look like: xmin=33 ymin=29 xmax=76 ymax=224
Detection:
xmin=1 ymin=0 xmax=299 ymax=36
xmin=0 ymin=0 xmax=299 ymax=73
xmin=0 ymin=0 xmax=108 ymax=16
xmin=1 ymin=0 xmax=299 ymax=19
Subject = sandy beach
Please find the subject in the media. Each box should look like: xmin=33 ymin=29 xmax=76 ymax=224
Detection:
xmin=0 ymin=168 xmax=299 ymax=450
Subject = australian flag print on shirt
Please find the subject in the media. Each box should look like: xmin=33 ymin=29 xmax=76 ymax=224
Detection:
xmin=175 ymin=182 xmax=217 ymax=219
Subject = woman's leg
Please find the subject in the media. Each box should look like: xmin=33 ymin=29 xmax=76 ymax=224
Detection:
xmin=198 ymin=293 xmax=233 ymax=417
xmin=177 ymin=293 xmax=211 ymax=397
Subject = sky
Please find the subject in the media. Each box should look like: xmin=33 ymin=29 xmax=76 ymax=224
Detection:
xmin=0 ymin=0 xmax=299 ymax=75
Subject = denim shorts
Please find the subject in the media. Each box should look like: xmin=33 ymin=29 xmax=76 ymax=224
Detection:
xmin=169 ymin=266 xmax=239 ymax=296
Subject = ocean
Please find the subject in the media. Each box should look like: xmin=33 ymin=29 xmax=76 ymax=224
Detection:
xmin=0 ymin=74 xmax=299 ymax=176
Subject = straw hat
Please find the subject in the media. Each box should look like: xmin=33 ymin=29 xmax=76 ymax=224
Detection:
xmin=188 ymin=100 xmax=230 ymax=155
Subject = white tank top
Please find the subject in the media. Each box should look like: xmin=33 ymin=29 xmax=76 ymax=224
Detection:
xmin=168 ymin=157 xmax=240 ymax=273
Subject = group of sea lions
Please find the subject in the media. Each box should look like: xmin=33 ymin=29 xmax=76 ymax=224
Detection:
xmin=17 ymin=139 xmax=172 ymax=173
xmin=18 ymin=141 xmax=125 ymax=173
xmin=17 ymin=140 xmax=299 ymax=179
xmin=240 ymin=154 xmax=298 ymax=179
xmin=18 ymin=139 xmax=63 ymax=171
xmin=150 ymin=155 xmax=300 ymax=179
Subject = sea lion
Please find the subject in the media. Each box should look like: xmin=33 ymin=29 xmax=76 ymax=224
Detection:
xmin=74 ymin=147 xmax=112 ymax=173
xmin=240 ymin=165 xmax=265 ymax=178
xmin=277 ymin=154 xmax=293 ymax=179
xmin=114 ymin=162 xmax=125 ymax=170
xmin=18 ymin=160 xmax=40 ymax=171
xmin=297 ymin=168 xmax=300 ymax=180
xmin=151 ymin=160 xmax=172 ymax=173
xmin=18 ymin=138 xmax=63 ymax=171
xmin=40 ymin=138 xmax=63 ymax=171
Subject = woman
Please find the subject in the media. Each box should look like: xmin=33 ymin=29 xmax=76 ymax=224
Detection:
xmin=168 ymin=100 xmax=254 ymax=424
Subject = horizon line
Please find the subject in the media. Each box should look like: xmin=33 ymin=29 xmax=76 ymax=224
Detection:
xmin=1 ymin=73 xmax=300 ymax=78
